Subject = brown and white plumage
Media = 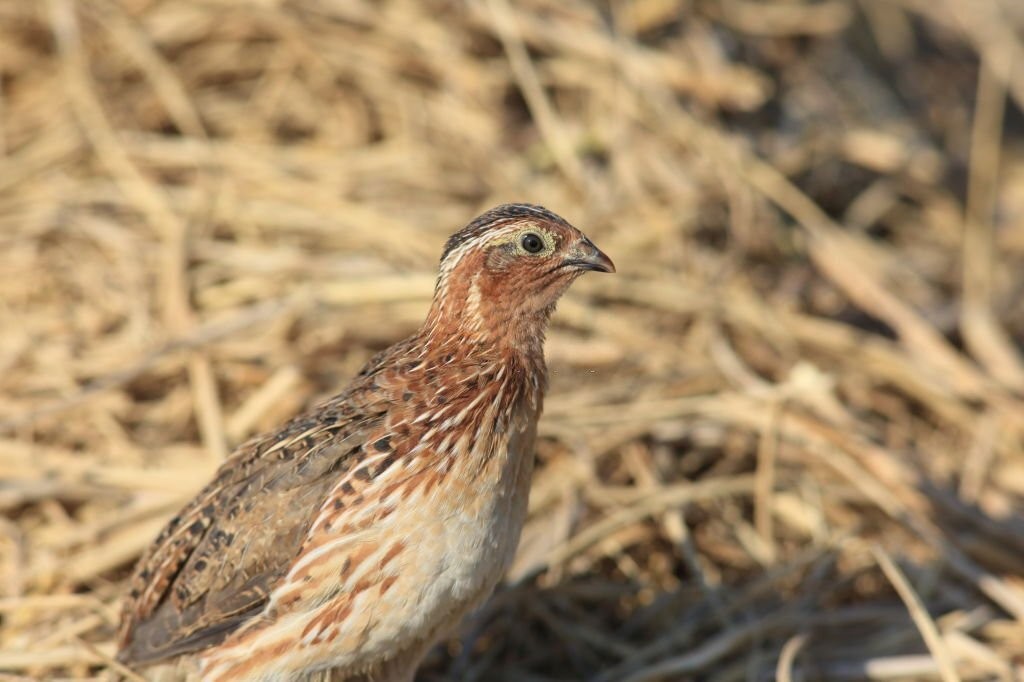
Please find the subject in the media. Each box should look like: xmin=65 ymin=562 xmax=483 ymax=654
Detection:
xmin=117 ymin=204 xmax=615 ymax=681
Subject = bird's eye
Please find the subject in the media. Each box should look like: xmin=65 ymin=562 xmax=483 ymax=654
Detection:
xmin=520 ymin=233 xmax=544 ymax=254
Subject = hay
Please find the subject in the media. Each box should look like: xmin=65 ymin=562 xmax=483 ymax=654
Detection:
xmin=2 ymin=0 xmax=1024 ymax=679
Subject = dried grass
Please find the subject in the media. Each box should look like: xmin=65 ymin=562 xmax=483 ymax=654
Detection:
xmin=2 ymin=0 xmax=1024 ymax=679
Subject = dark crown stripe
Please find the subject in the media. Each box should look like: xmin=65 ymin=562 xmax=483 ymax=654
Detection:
xmin=441 ymin=203 xmax=571 ymax=263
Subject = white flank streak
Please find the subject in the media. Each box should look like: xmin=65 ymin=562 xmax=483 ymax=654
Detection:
xmin=460 ymin=389 xmax=489 ymax=421
xmin=431 ymin=403 xmax=455 ymax=421
xmin=456 ymin=431 xmax=472 ymax=463
xmin=474 ymin=422 xmax=488 ymax=446
xmin=304 ymin=451 xmax=402 ymax=534
xmin=436 ymin=433 xmax=453 ymax=455
xmin=285 ymin=529 xmax=373 ymax=579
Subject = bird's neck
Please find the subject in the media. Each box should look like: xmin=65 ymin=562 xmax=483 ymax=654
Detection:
xmin=411 ymin=299 xmax=550 ymax=430
xmin=420 ymin=306 xmax=551 ymax=372
xmin=422 ymin=275 xmax=554 ymax=362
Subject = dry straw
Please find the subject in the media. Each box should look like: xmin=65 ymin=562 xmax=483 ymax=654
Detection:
xmin=2 ymin=0 xmax=1024 ymax=679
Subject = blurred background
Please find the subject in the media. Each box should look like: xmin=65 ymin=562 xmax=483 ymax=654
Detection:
xmin=2 ymin=0 xmax=1024 ymax=679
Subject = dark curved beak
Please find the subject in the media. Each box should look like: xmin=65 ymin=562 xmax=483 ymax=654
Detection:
xmin=562 ymin=238 xmax=616 ymax=273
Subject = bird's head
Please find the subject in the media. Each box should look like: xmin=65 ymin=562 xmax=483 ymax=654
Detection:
xmin=425 ymin=204 xmax=614 ymax=351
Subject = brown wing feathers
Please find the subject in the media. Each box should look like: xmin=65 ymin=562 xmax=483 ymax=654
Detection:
xmin=117 ymin=399 xmax=385 ymax=665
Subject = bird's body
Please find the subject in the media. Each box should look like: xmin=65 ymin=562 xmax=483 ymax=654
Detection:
xmin=117 ymin=204 xmax=614 ymax=681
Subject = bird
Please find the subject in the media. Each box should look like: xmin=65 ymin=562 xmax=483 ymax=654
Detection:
xmin=116 ymin=203 xmax=615 ymax=681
